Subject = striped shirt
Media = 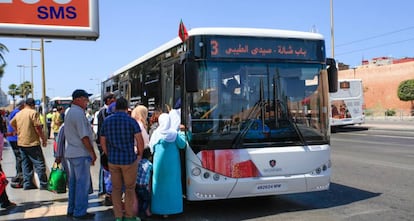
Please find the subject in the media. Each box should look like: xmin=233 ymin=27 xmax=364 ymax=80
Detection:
xmin=101 ymin=111 xmax=141 ymax=165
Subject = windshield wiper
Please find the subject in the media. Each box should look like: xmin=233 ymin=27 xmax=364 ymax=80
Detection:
xmin=232 ymin=79 xmax=267 ymax=148
xmin=272 ymin=71 xmax=307 ymax=146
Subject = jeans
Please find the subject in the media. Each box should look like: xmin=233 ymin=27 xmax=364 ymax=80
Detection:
xmin=98 ymin=147 xmax=107 ymax=195
xmin=109 ymin=159 xmax=138 ymax=218
xmin=136 ymin=185 xmax=151 ymax=217
xmin=19 ymin=145 xmax=48 ymax=188
xmin=9 ymin=141 xmax=23 ymax=179
xmin=66 ymin=157 xmax=92 ymax=217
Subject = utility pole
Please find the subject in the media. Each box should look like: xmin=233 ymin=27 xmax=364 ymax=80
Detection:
xmin=330 ymin=0 xmax=335 ymax=58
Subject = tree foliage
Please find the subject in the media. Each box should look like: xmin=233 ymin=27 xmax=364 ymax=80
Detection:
xmin=0 ymin=43 xmax=9 ymax=78
xmin=19 ymin=81 xmax=33 ymax=99
xmin=0 ymin=43 xmax=8 ymax=65
xmin=8 ymin=84 xmax=19 ymax=109
xmin=397 ymin=79 xmax=414 ymax=101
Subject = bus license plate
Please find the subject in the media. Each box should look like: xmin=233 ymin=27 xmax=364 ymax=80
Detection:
xmin=256 ymin=183 xmax=285 ymax=192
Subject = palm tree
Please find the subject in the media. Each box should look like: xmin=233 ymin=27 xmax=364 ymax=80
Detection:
xmin=18 ymin=81 xmax=32 ymax=99
xmin=0 ymin=43 xmax=9 ymax=78
xmin=8 ymin=84 xmax=20 ymax=109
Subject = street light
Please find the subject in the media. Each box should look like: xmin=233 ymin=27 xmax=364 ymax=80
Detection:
xmin=20 ymin=40 xmax=51 ymax=98
xmin=330 ymin=0 xmax=335 ymax=58
xmin=19 ymin=38 xmax=51 ymax=136
xmin=17 ymin=64 xmax=28 ymax=83
xmin=17 ymin=64 xmax=37 ymax=85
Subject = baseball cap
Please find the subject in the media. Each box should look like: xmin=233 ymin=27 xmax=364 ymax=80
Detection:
xmin=72 ymin=89 xmax=92 ymax=99
xmin=25 ymin=98 xmax=36 ymax=106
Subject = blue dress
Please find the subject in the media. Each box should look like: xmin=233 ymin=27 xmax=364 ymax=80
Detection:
xmin=151 ymin=132 xmax=186 ymax=215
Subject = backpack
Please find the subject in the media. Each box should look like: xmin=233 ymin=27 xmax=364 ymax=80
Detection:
xmin=95 ymin=107 xmax=110 ymax=144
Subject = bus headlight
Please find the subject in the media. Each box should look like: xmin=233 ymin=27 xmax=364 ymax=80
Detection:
xmin=191 ymin=167 xmax=201 ymax=176
xmin=213 ymin=173 xmax=220 ymax=181
xmin=311 ymin=161 xmax=331 ymax=175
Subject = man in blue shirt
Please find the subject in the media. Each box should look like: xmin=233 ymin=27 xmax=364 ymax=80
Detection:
xmin=101 ymin=97 xmax=144 ymax=221
xmin=64 ymin=89 xmax=97 ymax=220
xmin=6 ymin=100 xmax=25 ymax=187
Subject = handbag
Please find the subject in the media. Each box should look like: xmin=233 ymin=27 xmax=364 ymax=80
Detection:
xmin=47 ymin=162 xmax=67 ymax=193
xmin=0 ymin=171 xmax=8 ymax=196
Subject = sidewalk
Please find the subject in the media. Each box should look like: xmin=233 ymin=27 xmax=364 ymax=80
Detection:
xmin=362 ymin=116 xmax=414 ymax=131
xmin=0 ymin=141 xmax=114 ymax=221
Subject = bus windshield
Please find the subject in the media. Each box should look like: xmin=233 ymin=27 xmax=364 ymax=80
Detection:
xmin=189 ymin=61 xmax=328 ymax=151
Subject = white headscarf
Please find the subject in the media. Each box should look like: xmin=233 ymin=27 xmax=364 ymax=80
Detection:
xmin=169 ymin=108 xmax=181 ymax=131
xmin=148 ymin=113 xmax=178 ymax=150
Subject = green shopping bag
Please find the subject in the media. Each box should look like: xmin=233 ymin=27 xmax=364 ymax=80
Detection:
xmin=48 ymin=162 xmax=67 ymax=193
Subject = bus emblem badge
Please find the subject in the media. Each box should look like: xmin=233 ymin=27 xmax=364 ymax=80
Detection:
xmin=269 ymin=160 xmax=276 ymax=167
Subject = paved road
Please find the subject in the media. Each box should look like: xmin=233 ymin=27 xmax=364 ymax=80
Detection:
xmin=0 ymin=118 xmax=413 ymax=220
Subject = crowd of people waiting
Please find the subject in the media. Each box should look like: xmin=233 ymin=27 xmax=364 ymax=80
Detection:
xmin=0 ymin=89 xmax=188 ymax=221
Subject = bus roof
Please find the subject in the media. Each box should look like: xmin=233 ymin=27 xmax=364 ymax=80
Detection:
xmin=109 ymin=27 xmax=324 ymax=78
xmin=89 ymin=93 xmax=101 ymax=101
xmin=50 ymin=96 xmax=72 ymax=101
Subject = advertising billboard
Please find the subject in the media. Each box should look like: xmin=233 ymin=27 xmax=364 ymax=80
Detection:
xmin=0 ymin=0 xmax=99 ymax=40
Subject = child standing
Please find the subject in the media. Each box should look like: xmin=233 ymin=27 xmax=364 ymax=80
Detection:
xmin=136 ymin=148 xmax=153 ymax=219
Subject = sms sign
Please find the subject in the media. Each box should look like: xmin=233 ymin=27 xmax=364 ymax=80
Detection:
xmin=0 ymin=0 xmax=99 ymax=40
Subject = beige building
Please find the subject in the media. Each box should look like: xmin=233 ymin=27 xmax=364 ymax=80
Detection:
xmin=338 ymin=61 xmax=414 ymax=116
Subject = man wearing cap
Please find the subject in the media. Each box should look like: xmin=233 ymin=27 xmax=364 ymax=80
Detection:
xmin=64 ymin=89 xmax=97 ymax=219
xmin=6 ymin=100 xmax=26 ymax=188
xmin=10 ymin=98 xmax=48 ymax=190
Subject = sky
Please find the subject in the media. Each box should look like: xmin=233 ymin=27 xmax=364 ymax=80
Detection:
xmin=1 ymin=0 xmax=413 ymax=100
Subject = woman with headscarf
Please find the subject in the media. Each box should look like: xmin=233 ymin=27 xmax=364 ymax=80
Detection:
xmin=131 ymin=105 xmax=150 ymax=147
xmin=149 ymin=113 xmax=187 ymax=218
xmin=168 ymin=98 xmax=181 ymax=133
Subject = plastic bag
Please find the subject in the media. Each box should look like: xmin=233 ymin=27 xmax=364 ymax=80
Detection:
xmin=47 ymin=162 xmax=67 ymax=193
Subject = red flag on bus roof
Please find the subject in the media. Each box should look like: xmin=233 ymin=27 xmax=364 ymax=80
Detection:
xmin=178 ymin=19 xmax=188 ymax=42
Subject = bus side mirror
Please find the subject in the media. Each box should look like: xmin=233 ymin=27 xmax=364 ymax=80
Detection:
xmin=183 ymin=52 xmax=199 ymax=92
xmin=326 ymin=58 xmax=338 ymax=93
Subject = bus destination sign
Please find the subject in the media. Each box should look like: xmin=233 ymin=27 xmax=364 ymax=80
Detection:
xmin=209 ymin=37 xmax=324 ymax=61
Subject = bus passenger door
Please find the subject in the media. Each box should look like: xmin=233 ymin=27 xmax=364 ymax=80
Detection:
xmin=162 ymin=61 xmax=187 ymax=196
xmin=161 ymin=62 xmax=181 ymax=112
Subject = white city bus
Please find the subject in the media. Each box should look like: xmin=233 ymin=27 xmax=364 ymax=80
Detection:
xmin=101 ymin=27 xmax=338 ymax=201
xmin=48 ymin=96 xmax=72 ymax=111
xmin=330 ymin=79 xmax=365 ymax=127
